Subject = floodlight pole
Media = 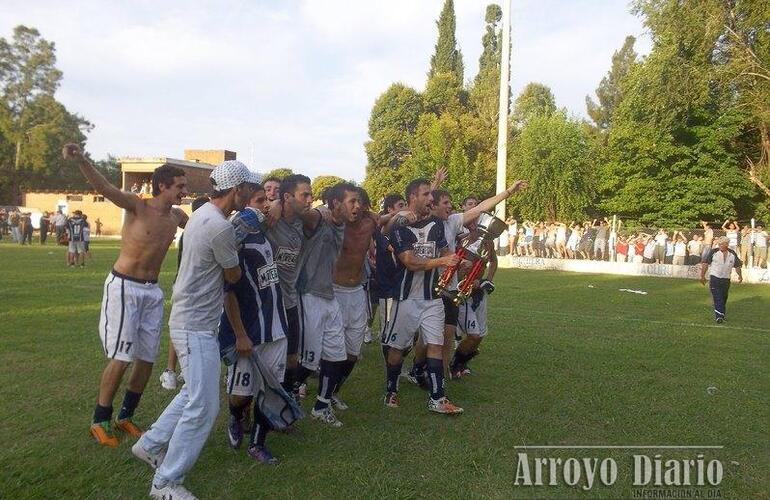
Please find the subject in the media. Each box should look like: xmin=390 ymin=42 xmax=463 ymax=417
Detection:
xmin=495 ymin=0 xmax=511 ymax=226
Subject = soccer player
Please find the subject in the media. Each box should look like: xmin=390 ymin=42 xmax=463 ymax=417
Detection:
xmin=159 ymin=196 xmax=211 ymax=391
xmin=132 ymin=160 xmax=254 ymax=500
xmin=221 ymin=179 xmax=288 ymax=465
xmin=264 ymin=174 xmax=311 ymax=399
xmin=65 ymin=210 xmax=88 ymax=267
xmin=327 ymin=186 xmax=379 ymax=411
xmin=62 ymin=144 xmax=189 ymax=448
xmin=263 ymin=176 xmax=281 ymax=203
xmin=451 ymin=237 xmax=497 ymax=377
xmin=409 ymin=181 xmax=527 ymax=379
xmin=295 ymin=182 xmax=361 ymax=427
xmin=382 ymin=178 xmax=462 ymax=413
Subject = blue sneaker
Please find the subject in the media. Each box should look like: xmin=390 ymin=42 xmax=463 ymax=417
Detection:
xmin=248 ymin=445 xmax=280 ymax=465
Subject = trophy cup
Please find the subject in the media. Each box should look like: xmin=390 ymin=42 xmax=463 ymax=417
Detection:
xmin=435 ymin=212 xmax=507 ymax=304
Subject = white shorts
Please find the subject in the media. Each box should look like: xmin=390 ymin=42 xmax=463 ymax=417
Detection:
xmin=69 ymin=240 xmax=86 ymax=253
xmin=457 ymin=294 xmax=488 ymax=337
xmin=98 ymin=271 xmax=164 ymax=363
xmin=383 ymin=298 xmax=444 ymax=350
xmin=333 ymin=284 xmax=368 ymax=357
xmin=226 ymin=338 xmax=288 ymax=397
xmin=298 ymin=293 xmax=347 ymax=371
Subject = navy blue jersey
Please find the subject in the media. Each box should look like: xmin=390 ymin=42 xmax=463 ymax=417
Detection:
xmin=390 ymin=216 xmax=448 ymax=300
xmin=219 ymin=231 xmax=288 ymax=348
xmin=67 ymin=217 xmax=86 ymax=242
xmin=372 ymin=230 xmax=398 ymax=299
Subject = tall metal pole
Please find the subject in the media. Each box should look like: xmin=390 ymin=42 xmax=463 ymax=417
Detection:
xmin=494 ymin=0 xmax=511 ymax=256
xmin=495 ymin=0 xmax=511 ymax=221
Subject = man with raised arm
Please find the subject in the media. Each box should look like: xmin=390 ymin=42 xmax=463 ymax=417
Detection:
xmin=62 ymin=144 xmax=189 ymax=448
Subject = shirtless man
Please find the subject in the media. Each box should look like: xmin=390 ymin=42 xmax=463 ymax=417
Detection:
xmin=62 ymin=143 xmax=189 ymax=447
xmin=328 ymin=187 xmax=379 ymax=410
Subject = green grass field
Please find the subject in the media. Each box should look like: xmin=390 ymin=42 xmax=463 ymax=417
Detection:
xmin=0 ymin=240 xmax=768 ymax=499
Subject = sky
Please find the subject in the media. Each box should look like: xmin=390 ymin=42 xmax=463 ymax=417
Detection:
xmin=1 ymin=0 xmax=651 ymax=181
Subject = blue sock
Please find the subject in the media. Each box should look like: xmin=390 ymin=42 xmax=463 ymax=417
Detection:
xmin=426 ymin=358 xmax=444 ymax=400
xmin=386 ymin=362 xmax=402 ymax=394
xmin=117 ymin=390 xmax=141 ymax=420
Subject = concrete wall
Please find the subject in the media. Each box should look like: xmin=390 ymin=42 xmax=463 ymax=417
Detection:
xmin=22 ymin=191 xmax=194 ymax=235
xmin=184 ymin=150 xmax=236 ymax=165
xmin=498 ymin=255 xmax=770 ymax=285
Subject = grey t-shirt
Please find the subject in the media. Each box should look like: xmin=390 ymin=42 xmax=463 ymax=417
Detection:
xmin=266 ymin=217 xmax=305 ymax=309
xmin=296 ymin=218 xmax=344 ymax=300
xmin=169 ymin=202 xmax=239 ymax=332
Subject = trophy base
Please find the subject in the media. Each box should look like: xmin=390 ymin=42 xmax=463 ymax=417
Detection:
xmin=439 ymin=289 xmax=468 ymax=305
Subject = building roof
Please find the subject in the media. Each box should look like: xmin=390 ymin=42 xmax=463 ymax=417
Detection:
xmin=118 ymin=157 xmax=216 ymax=173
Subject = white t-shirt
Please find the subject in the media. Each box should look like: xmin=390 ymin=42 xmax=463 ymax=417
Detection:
xmin=674 ymin=242 xmax=686 ymax=257
xmin=705 ymin=248 xmax=741 ymax=279
xmin=169 ymin=202 xmax=239 ymax=332
xmin=687 ymin=240 xmax=702 ymax=255
xmin=655 ymin=233 xmax=667 ymax=246
xmin=643 ymin=241 xmax=656 ymax=259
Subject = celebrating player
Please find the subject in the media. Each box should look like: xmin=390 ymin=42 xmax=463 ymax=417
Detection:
xmin=62 ymin=143 xmax=189 ymax=447
xmin=295 ymin=182 xmax=361 ymax=427
xmin=382 ymin=178 xmax=462 ymax=413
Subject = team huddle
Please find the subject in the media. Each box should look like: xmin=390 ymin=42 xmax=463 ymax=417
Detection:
xmin=62 ymin=143 xmax=526 ymax=499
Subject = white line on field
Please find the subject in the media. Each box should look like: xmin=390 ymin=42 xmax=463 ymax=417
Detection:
xmin=513 ymin=446 xmax=724 ymax=449
xmin=501 ymin=308 xmax=770 ymax=334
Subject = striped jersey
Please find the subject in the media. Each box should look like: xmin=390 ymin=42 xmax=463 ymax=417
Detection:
xmin=67 ymin=216 xmax=86 ymax=242
xmin=219 ymin=231 xmax=288 ymax=346
xmin=372 ymin=230 xmax=398 ymax=299
xmin=390 ymin=216 xmax=448 ymax=300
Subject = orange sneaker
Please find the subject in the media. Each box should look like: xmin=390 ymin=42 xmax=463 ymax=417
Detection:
xmin=90 ymin=421 xmax=119 ymax=447
xmin=114 ymin=418 xmax=143 ymax=437
xmin=427 ymin=396 xmax=464 ymax=414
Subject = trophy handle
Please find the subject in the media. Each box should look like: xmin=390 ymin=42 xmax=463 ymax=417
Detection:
xmin=455 ymin=258 xmax=484 ymax=304
xmin=435 ymin=247 xmax=466 ymax=294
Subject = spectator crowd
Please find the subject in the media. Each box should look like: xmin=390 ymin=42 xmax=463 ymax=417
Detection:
xmin=500 ymin=218 xmax=768 ymax=269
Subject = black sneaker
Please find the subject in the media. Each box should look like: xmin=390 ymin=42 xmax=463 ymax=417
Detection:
xmin=715 ymin=317 xmax=724 ymax=324
xmin=227 ymin=415 xmax=244 ymax=449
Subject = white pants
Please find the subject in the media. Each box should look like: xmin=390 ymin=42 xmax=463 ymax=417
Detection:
xmin=139 ymin=330 xmax=220 ymax=486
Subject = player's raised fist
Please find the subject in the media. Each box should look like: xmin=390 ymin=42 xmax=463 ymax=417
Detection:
xmin=507 ymin=180 xmax=527 ymax=193
xmin=62 ymin=143 xmax=82 ymax=159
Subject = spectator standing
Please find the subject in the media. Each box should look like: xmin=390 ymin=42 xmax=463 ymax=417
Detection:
xmin=53 ymin=210 xmax=67 ymax=243
xmin=701 ymin=221 xmax=714 ymax=249
xmin=722 ymin=219 xmax=739 ymax=251
xmin=653 ymin=229 xmax=668 ymax=263
xmin=615 ymin=235 xmax=628 ymax=262
xmin=9 ymin=211 xmax=21 ymax=242
xmin=0 ymin=209 xmax=7 ymax=238
xmin=506 ymin=218 xmax=518 ymax=255
xmin=82 ymin=215 xmax=92 ymax=260
xmin=40 ymin=212 xmax=50 ymax=244
xmin=738 ymin=225 xmax=752 ymax=267
xmin=633 ymin=234 xmax=646 ymax=263
xmin=594 ymin=219 xmax=609 ymax=261
xmin=20 ymin=212 xmax=33 ymax=245
xmin=643 ymin=236 xmax=656 ymax=264
xmin=95 ymin=217 xmax=103 ymax=237
xmin=566 ymin=223 xmax=580 ymax=259
xmin=753 ymin=224 xmax=767 ymax=268
xmin=687 ymin=234 xmax=703 ymax=265
xmin=672 ymin=232 xmax=687 ymax=265
xmin=700 ymin=237 xmax=742 ymax=323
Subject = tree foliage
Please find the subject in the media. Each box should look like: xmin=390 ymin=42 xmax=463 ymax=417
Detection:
xmin=428 ymin=0 xmax=464 ymax=84
xmin=586 ymin=35 xmax=637 ymax=134
xmin=0 ymin=26 xmax=91 ymax=203
xmin=512 ymin=82 xmax=556 ymax=127
xmin=263 ymin=167 xmax=293 ymax=180
xmin=311 ymin=175 xmax=346 ymax=199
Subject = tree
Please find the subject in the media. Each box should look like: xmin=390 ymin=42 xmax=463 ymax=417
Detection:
xmin=586 ymin=35 xmax=637 ymax=134
xmin=311 ymin=175 xmax=346 ymax=199
xmin=427 ymin=0 xmax=464 ymax=84
xmin=0 ymin=26 xmax=89 ymax=203
xmin=365 ymin=83 xmax=422 ymax=171
xmin=508 ymin=112 xmax=596 ymax=221
xmin=263 ymin=167 xmax=293 ymax=180
xmin=512 ymin=82 xmax=556 ymax=127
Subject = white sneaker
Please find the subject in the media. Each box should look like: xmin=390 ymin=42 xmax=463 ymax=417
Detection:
xmin=310 ymin=406 xmax=343 ymax=427
xmin=149 ymin=483 xmax=197 ymax=500
xmin=363 ymin=330 xmax=372 ymax=344
xmin=159 ymin=370 xmax=177 ymax=390
xmin=298 ymin=383 xmax=307 ymax=399
xmin=331 ymin=394 xmax=349 ymax=411
xmin=132 ymin=441 xmax=166 ymax=470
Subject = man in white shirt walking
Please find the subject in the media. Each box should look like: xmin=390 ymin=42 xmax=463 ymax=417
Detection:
xmin=700 ymin=237 xmax=743 ymax=324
